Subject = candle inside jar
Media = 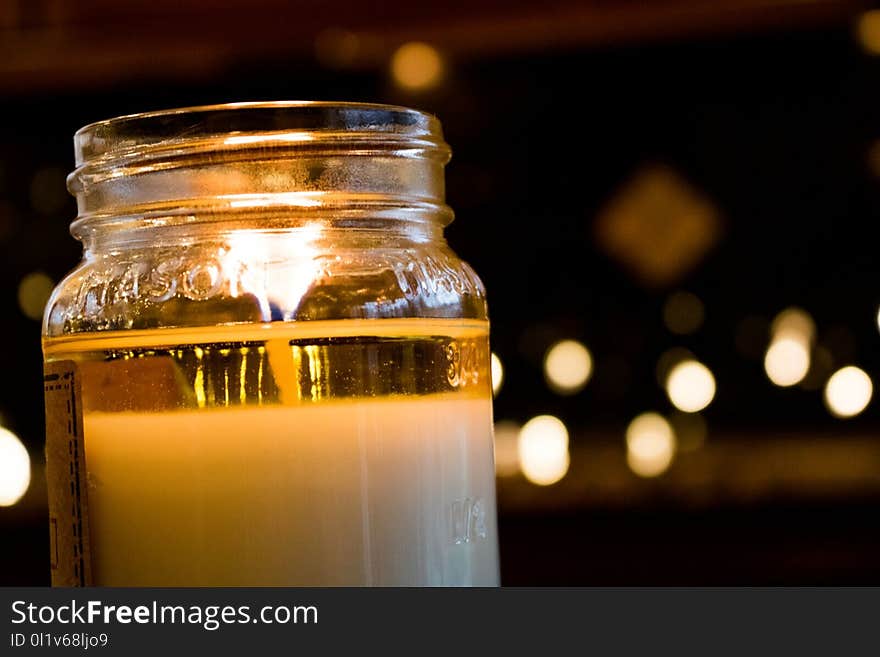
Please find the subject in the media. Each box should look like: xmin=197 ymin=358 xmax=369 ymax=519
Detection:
xmin=43 ymin=318 xmax=498 ymax=586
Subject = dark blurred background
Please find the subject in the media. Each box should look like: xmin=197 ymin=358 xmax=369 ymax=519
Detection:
xmin=3 ymin=0 xmax=880 ymax=585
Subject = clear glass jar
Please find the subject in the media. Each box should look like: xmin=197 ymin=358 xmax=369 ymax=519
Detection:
xmin=41 ymin=102 xmax=499 ymax=586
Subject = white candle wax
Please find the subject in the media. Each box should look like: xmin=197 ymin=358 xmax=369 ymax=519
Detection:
xmin=83 ymin=395 xmax=499 ymax=586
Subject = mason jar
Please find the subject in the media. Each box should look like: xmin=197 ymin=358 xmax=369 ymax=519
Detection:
xmin=41 ymin=102 xmax=499 ymax=586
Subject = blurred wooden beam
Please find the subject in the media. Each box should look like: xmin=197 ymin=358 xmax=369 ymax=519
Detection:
xmin=498 ymin=433 xmax=880 ymax=512
xmin=0 ymin=0 xmax=869 ymax=93
xmin=8 ymin=432 xmax=880 ymax=526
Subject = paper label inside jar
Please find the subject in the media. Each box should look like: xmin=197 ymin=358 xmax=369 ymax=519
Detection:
xmin=44 ymin=360 xmax=92 ymax=586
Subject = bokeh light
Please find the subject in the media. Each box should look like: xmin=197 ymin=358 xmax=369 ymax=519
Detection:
xmin=764 ymin=337 xmax=810 ymax=387
xmin=857 ymin=10 xmax=880 ymax=55
xmin=493 ymin=420 xmax=520 ymax=477
xmin=491 ymin=352 xmax=504 ymax=397
xmin=824 ymin=366 xmax=873 ymax=418
xmin=518 ymin=415 xmax=570 ymax=486
xmin=763 ymin=306 xmax=815 ymax=388
xmin=17 ymin=271 xmax=54 ymax=321
xmin=390 ymin=42 xmax=444 ymax=91
xmin=770 ymin=307 xmax=815 ymax=346
xmin=544 ymin=339 xmax=593 ymax=395
xmin=0 ymin=426 xmax=30 ymax=507
xmin=665 ymin=359 xmax=716 ymax=413
xmin=655 ymin=347 xmax=693 ymax=387
xmin=314 ymin=28 xmax=361 ymax=69
xmin=662 ymin=290 xmax=705 ymax=335
xmin=625 ymin=412 xmax=676 ymax=478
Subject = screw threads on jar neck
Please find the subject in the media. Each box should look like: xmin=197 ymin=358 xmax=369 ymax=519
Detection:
xmin=67 ymin=102 xmax=453 ymax=245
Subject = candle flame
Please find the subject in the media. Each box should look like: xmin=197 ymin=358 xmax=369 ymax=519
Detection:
xmin=223 ymin=133 xmax=315 ymax=146
xmin=225 ymin=193 xmax=324 ymax=209
xmin=221 ymin=223 xmax=324 ymax=317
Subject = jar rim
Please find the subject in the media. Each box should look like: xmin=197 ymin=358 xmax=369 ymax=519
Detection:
xmin=74 ymin=101 xmax=448 ymax=167
xmin=68 ymin=101 xmax=453 ymax=231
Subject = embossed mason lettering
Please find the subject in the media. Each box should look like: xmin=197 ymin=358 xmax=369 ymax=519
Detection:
xmin=450 ymin=497 xmax=488 ymax=545
xmin=446 ymin=339 xmax=481 ymax=388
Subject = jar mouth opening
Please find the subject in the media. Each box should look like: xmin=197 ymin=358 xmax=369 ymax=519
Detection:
xmin=73 ymin=100 xmax=449 ymax=169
